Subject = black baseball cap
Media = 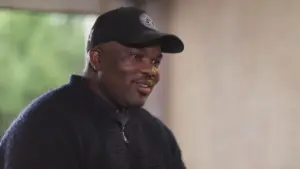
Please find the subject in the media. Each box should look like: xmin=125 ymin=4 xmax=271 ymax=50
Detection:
xmin=86 ymin=7 xmax=184 ymax=53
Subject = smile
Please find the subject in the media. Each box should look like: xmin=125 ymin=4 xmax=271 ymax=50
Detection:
xmin=135 ymin=80 xmax=154 ymax=95
xmin=139 ymin=84 xmax=150 ymax=88
xmin=136 ymin=79 xmax=155 ymax=87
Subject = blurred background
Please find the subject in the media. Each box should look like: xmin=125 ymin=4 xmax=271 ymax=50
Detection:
xmin=0 ymin=0 xmax=300 ymax=169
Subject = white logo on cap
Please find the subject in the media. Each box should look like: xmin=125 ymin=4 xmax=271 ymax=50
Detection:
xmin=139 ymin=13 xmax=157 ymax=30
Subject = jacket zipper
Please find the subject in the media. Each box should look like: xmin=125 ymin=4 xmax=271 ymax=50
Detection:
xmin=121 ymin=126 xmax=129 ymax=144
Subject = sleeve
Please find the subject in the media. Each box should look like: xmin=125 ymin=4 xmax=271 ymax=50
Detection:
xmin=0 ymin=102 xmax=80 ymax=169
xmin=163 ymin=126 xmax=186 ymax=169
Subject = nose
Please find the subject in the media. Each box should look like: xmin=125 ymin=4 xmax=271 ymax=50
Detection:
xmin=140 ymin=66 xmax=159 ymax=81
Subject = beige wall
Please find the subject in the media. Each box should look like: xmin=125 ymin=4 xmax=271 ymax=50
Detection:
xmin=143 ymin=0 xmax=172 ymax=119
xmin=1 ymin=0 xmax=300 ymax=168
xmin=167 ymin=0 xmax=300 ymax=169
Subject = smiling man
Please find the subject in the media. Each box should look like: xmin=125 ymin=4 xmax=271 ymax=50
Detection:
xmin=0 ymin=7 xmax=185 ymax=169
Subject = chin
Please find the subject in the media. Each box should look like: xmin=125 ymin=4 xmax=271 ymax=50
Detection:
xmin=130 ymin=101 xmax=146 ymax=108
xmin=125 ymin=91 xmax=150 ymax=108
xmin=127 ymin=97 xmax=148 ymax=108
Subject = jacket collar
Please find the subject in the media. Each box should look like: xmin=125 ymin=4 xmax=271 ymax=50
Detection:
xmin=67 ymin=74 xmax=136 ymax=124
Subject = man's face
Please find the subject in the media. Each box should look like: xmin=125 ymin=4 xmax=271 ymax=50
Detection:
xmin=90 ymin=41 xmax=162 ymax=108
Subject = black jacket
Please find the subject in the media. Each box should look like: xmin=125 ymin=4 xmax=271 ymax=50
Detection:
xmin=0 ymin=75 xmax=185 ymax=169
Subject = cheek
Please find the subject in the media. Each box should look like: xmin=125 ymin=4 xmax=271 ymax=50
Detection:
xmin=118 ymin=63 xmax=140 ymax=79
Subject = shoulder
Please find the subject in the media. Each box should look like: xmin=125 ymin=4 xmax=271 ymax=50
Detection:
xmin=137 ymin=108 xmax=174 ymax=138
xmin=25 ymin=83 xmax=74 ymax=112
xmin=137 ymin=108 xmax=164 ymax=127
xmin=21 ymin=83 xmax=75 ymax=115
xmin=137 ymin=109 xmax=186 ymax=168
xmin=0 ymin=84 xmax=74 ymax=145
xmin=0 ymin=85 xmax=82 ymax=169
xmin=13 ymin=84 xmax=73 ymax=124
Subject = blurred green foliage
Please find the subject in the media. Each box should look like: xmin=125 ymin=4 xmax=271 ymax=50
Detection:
xmin=0 ymin=9 xmax=87 ymax=134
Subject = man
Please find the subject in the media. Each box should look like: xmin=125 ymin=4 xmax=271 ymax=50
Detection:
xmin=0 ymin=7 xmax=185 ymax=169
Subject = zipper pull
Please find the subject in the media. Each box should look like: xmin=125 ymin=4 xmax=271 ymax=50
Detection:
xmin=121 ymin=127 xmax=129 ymax=144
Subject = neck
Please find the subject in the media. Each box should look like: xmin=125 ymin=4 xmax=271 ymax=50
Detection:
xmin=82 ymin=69 xmax=128 ymax=112
xmin=86 ymin=77 xmax=126 ymax=112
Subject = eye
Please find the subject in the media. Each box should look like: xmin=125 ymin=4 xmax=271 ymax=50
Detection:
xmin=152 ymin=59 xmax=161 ymax=68
xmin=131 ymin=52 xmax=144 ymax=62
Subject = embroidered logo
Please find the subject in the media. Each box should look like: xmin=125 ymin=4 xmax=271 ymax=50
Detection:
xmin=139 ymin=13 xmax=157 ymax=30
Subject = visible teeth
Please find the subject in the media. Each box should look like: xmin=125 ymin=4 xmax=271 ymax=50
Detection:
xmin=139 ymin=84 xmax=149 ymax=88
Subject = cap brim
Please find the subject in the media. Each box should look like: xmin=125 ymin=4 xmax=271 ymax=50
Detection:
xmin=123 ymin=30 xmax=184 ymax=53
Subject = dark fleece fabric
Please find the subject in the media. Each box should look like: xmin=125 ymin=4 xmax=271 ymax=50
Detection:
xmin=0 ymin=75 xmax=186 ymax=169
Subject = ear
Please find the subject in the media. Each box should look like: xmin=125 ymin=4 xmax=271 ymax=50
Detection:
xmin=89 ymin=50 xmax=102 ymax=71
